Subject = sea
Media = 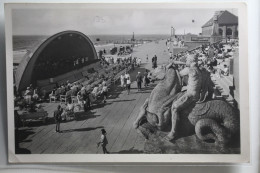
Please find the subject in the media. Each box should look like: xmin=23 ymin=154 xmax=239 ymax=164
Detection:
xmin=13 ymin=34 xmax=170 ymax=51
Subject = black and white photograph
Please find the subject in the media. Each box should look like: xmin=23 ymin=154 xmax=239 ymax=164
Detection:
xmin=5 ymin=3 xmax=249 ymax=163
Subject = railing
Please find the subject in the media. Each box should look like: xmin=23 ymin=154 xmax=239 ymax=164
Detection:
xmin=175 ymin=40 xmax=223 ymax=57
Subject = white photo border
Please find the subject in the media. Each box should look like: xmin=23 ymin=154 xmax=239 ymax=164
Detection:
xmin=5 ymin=2 xmax=249 ymax=163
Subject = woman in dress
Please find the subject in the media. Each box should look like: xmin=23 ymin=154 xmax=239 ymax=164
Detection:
xmin=102 ymin=83 xmax=108 ymax=103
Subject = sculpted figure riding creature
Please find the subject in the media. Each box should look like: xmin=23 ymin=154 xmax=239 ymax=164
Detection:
xmin=133 ymin=54 xmax=239 ymax=145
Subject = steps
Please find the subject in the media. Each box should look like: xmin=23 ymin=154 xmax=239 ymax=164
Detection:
xmin=211 ymin=73 xmax=235 ymax=106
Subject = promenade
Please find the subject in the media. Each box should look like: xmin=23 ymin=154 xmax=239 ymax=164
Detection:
xmin=16 ymin=39 xmax=238 ymax=154
xmin=16 ymin=39 xmax=167 ymax=154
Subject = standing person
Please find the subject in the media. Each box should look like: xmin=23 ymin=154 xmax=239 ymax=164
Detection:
xmin=152 ymin=56 xmax=155 ymax=69
xmin=136 ymin=72 xmax=142 ymax=91
xmin=126 ymin=77 xmax=131 ymax=95
xmin=143 ymin=69 xmax=150 ymax=88
xmin=97 ymin=129 xmax=109 ymax=154
xmin=152 ymin=55 xmax=157 ymax=69
xmin=125 ymin=71 xmax=130 ymax=90
xmin=102 ymin=83 xmax=108 ymax=103
xmin=131 ymin=61 xmax=135 ymax=71
xmin=137 ymin=57 xmax=141 ymax=67
xmin=54 ymin=105 xmax=63 ymax=133
xmin=154 ymin=55 xmax=158 ymax=68
xmin=146 ymin=54 xmax=148 ymax=62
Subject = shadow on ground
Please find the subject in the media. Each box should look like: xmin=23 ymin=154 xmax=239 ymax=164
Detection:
xmin=61 ymin=126 xmax=104 ymax=133
xmin=111 ymin=147 xmax=144 ymax=154
xmin=15 ymin=128 xmax=33 ymax=154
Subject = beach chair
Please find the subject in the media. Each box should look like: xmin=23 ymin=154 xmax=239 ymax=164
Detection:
xmin=49 ymin=90 xmax=58 ymax=103
xmin=71 ymin=96 xmax=78 ymax=104
xmin=60 ymin=87 xmax=66 ymax=95
xmin=49 ymin=95 xmax=56 ymax=103
xmin=60 ymin=90 xmax=72 ymax=103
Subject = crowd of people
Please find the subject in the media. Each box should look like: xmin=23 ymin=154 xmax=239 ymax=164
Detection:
xmin=171 ymin=41 xmax=237 ymax=78
xmin=166 ymin=38 xmax=185 ymax=51
xmin=99 ymin=45 xmax=133 ymax=58
xmin=14 ymin=49 xmax=144 ymax=126
xmin=119 ymin=69 xmax=155 ymax=94
xmin=14 ymin=36 xmax=239 ymax=154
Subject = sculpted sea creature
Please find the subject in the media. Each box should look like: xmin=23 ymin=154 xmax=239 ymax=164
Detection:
xmin=133 ymin=63 xmax=239 ymax=145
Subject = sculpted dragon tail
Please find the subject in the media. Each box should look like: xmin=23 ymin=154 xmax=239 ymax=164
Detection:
xmin=195 ymin=118 xmax=229 ymax=144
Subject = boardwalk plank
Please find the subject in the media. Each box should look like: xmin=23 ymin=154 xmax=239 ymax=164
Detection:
xmin=110 ymin=89 xmax=148 ymax=152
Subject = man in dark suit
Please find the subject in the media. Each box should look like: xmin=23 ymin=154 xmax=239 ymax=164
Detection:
xmin=136 ymin=72 xmax=143 ymax=91
xmin=54 ymin=105 xmax=63 ymax=133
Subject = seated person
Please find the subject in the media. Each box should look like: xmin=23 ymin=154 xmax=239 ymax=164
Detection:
xmin=98 ymin=84 xmax=103 ymax=94
xmin=92 ymin=85 xmax=99 ymax=97
xmin=66 ymin=100 xmax=74 ymax=112
xmin=71 ymin=86 xmax=78 ymax=96
xmin=24 ymin=87 xmax=33 ymax=104
xmin=32 ymin=88 xmax=39 ymax=101
xmin=223 ymin=65 xmax=229 ymax=76
xmin=102 ymin=79 xmax=107 ymax=86
xmin=77 ymin=92 xmax=84 ymax=105
xmin=62 ymin=100 xmax=74 ymax=120
xmin=85 ymin=84 xmax=91 ymax=92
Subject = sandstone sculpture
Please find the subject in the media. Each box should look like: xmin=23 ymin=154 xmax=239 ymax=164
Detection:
xmin=133 ymin=63 xmax=239 ymax=145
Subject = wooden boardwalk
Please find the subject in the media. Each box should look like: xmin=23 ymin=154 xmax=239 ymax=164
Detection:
xmin=16 ymin=40 xmax=239 ymax=154
xmin=17 ymin=67 xmax=153 ymax=154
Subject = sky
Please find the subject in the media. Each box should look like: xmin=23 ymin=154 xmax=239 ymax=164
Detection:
xmin=12 ymin=7 xmax=238 ymax=36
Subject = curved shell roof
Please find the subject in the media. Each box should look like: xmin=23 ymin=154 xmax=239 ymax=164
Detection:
xmin=15 ymin=30 xmax=98 ymax=92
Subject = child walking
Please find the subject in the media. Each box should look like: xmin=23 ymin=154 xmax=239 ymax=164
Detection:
xmin=97 ymin=129 xmax=109 ymax=154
